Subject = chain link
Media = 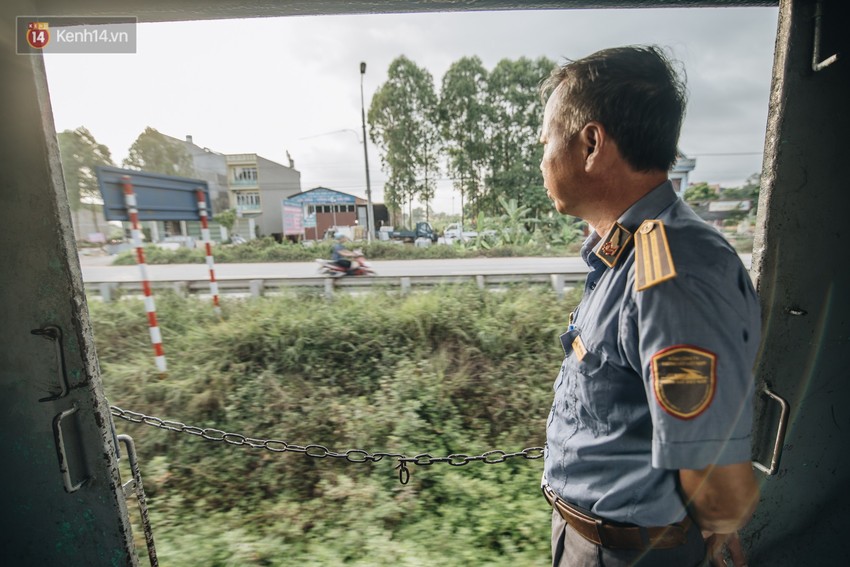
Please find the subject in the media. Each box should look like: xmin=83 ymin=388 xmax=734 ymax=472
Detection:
xmin=110 ymin=405 xmax=544 ymax=484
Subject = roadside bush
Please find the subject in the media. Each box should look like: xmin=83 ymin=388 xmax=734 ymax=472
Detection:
xmin=112 ymin=238 xmax=580 ymax=265
xmin=92 ymin=285 xmax=581 ymax=566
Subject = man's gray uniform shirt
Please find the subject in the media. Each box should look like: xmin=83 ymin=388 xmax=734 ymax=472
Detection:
xmin=544 ymin=181 xmax=760 ymax=527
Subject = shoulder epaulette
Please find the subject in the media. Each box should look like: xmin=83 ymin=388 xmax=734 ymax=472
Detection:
xmin=634 ymin=219 xmax=677 ymax=291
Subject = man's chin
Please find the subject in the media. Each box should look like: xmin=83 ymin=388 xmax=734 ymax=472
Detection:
xmin=547 ymin=192 xmax=566 ymax=214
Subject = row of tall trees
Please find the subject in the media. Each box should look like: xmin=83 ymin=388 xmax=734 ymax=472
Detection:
xmin=368 ymin=55 xmax=557 ymax=226
xmin=57 ymin=127 xmax=194 ymax=238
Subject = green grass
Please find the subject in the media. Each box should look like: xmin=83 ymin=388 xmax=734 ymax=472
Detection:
xmin=93 ymin=285 xmax=580 ymax=566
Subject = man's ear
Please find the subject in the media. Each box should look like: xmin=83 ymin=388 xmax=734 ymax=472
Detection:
xmin=579 ymin=121 xmax=606 ymax=172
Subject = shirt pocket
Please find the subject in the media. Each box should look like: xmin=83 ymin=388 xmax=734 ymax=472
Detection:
xmin=570 ymin=348 xmax=612 ymax=437
xmin=549 ymin=358 xmax=578 ymax=441
xmin=548 ymin=359 xmax=567 ymax=427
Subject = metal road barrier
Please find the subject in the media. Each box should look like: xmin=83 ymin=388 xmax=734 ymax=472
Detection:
xmin=85 ymin=271 xmax=588 ymax=301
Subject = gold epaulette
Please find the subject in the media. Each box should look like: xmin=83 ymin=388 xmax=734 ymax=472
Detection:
xmin=634 ymin=220 xmax=677 ymax=291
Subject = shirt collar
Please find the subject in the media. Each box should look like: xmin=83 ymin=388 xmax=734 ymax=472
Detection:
xmin=580 ymin=231 xmax=602 ymax=268
xmin=617 ymin=180 xmax=679 ymax=233
xmin=582 ymin=180 xmax=678 ymax=270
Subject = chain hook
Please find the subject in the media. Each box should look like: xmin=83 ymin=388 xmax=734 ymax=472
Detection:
xmin=395 ymin=461 xmax=410 ymax=485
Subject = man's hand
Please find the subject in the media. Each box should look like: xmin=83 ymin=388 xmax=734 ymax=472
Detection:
xmin=702 ymin=530 xmax=748 ymax=567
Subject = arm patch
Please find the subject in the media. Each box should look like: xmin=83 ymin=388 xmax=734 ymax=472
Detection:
xmin=634 ymin=220 xmax=677 ymax=291
xmin=651 ymin=345 xmax=717 ymax=420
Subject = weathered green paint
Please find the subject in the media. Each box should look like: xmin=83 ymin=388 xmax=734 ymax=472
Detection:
xmin=0 ymin=0 xmax=138 ymax=564
xmin=746 ymin=0 xmax=850 ymax=562
xmin=2 ymin=0 xmax=845 ymax=565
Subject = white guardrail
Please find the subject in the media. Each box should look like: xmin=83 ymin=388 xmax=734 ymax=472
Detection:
xmin=85 ymin=271 xmax=589 ymax=301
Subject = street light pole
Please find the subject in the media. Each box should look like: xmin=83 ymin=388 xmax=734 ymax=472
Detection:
xmin=360 ymin=62 xmax=376 ymax=243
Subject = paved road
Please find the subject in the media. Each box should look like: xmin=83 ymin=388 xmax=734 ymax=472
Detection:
xmin=79 ymin=254 xmax=591 ymax=282
xmin=78 ymin=252 xmax=752 ymax=282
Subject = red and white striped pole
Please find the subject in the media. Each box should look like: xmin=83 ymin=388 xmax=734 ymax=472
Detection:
xmin=196 ymin=189 xmax=221 ymax=316
xmin=122 ymin=176 xmax=167 ymax=376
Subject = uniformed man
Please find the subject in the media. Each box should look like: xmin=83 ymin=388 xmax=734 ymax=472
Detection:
xmin=538 ymin=46 xmax=760 ymax=567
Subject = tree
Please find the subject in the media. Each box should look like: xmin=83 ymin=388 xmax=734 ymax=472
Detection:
xmin=123 ymin=127 xmax=194 ymax=177
xmin=495 ymin=196 xmax=538 ymax=245
xmin=482 ymin=57 xmax=556 ymax=220
xmin=419 ymin=94 xmax=441 ymax=223
xmin=683 ymin=182 xmax=716 ymax=201
xmin=719 ymin=173 xmax=761 ymax=212
xmin=369 ymin=56 xmax=440 ymax=227
xmin=214 ymin=208 xmax=238 ymax=241
xmin=439 ymin=56 xmax=490 ymax=228
xmin=57 ymin=127 xmax=114 ymax=238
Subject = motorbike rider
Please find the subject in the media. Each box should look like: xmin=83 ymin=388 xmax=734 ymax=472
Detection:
xmin=331 ymin=232 xmax=360 ymax=274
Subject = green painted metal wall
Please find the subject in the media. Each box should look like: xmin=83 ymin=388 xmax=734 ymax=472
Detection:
xmin=746 ymin=0 xmax=850 ymax=562
xmin=3 ymin=1 xmax=848 ymax=565
xmin=0 ymin=1 xmax=138 ymax=565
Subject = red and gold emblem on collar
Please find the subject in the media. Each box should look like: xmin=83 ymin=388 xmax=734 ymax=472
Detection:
xmin=594 ymin=222 xmax=632 ymax=268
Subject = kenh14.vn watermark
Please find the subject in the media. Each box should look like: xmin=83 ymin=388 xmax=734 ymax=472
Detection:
xmin=17 ymin=17 xmax=137 ymax=54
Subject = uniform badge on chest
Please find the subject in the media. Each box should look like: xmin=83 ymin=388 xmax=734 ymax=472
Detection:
xmin=572 ymin=335 xmax=587 ymax=362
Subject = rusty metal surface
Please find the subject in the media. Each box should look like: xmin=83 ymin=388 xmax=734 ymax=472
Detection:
xmin=0 ymin=1 xmax=138 ymax=563
xmin=748 ymin=0 xmax=850 ymax=563
xmin=29 ymin=0 xmax=778 ymax=24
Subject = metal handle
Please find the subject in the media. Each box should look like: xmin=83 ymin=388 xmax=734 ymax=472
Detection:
xmin=812 ymin=0 xmax=839 ymax=72
xmin=118 ymin=435 xmax=159 ymax=567
xmin=52 ymin=405 xmax=88 ymax=492
xmin=31 ymin=325 xmax=71 ymax=402
xmin=753 ymin=386 xmax=790 ymax=476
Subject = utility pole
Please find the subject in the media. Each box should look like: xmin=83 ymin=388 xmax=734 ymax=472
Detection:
xmin=360 ymin=62 xmax=376 ymax=243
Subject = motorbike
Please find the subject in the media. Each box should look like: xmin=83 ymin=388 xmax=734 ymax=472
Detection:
xmin=315 ymin=249 xmax=376 ymax=277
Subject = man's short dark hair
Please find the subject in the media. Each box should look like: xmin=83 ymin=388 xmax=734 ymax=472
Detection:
xmin=541 ymin=45 xmax=687 ymax=172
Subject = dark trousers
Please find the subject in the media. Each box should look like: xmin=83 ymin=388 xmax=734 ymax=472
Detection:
xmin=551 ymin=510 xmax=707 ymax=567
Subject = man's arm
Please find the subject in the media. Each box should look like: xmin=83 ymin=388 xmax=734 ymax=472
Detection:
xmin=679 ymin=462 xmax=759 ymax=533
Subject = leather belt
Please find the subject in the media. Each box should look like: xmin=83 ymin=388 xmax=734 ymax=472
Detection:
xmin=542 ymin=484 xmax=691 ymax=550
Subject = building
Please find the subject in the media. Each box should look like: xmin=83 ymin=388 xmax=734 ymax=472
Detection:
xmin=226 ymin=152 xmax=302 ymax=239
xmin=107 ymin=134 xmax=302 ymax=243
xmin=166 ymin=134 xmax=303 ymax=239
xmin=670 ymin=151 xmax=697 ymax=197
xmin=284 ymin=186 xmax=370 ymax=240
xmin=173 ymin=134 xmax=230 ymax=213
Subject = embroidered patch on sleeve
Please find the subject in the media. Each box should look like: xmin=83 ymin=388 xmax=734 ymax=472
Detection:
xmin=651 ymin=345 xmax=717 ymax=419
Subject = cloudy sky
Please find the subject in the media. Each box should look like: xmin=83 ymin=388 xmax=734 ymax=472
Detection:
xmin=44 ymin=7 xmax=779 ymax=214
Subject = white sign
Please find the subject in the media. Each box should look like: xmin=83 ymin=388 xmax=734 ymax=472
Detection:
xmin=708 ymin=200 xmax=751 ymax=212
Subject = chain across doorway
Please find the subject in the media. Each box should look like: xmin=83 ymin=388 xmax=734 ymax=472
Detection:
xmin=110 ymin=405 xmax=545 ymax=485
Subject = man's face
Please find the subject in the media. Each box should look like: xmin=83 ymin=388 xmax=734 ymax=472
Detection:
xmin=540 ymin=87 xmax=583 ymax=216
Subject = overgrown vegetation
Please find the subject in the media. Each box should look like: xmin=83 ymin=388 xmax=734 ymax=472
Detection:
xmin=369 ymin=55 xmax=555 ymax=225
xmin=94 ymin=286 xmax=580 ymax=566
xmin=112 ymin=237 xmax=584 ymax=265
xmin=111 ymin=196 xmax=587 ymax=265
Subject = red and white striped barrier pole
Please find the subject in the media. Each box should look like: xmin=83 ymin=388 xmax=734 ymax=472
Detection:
xmin=196 ymin=189 xmax=221 ymax=316
xmin=122 ymin=176 xmax=167 ymax=376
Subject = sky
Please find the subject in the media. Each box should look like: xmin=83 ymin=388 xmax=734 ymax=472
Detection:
xmin=44 ymin=7 xmax=779 ymax=214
